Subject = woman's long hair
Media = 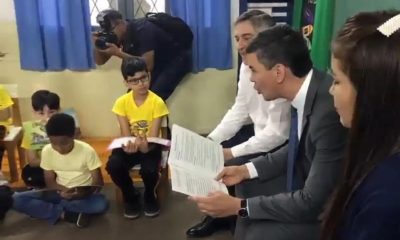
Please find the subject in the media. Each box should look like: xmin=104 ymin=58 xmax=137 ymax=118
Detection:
xmin=321 ymin=10 xmax=400 ymax=239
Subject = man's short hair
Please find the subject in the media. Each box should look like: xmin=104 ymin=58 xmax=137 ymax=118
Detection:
xmin=121 ymin=57 xmax=148 ymax=80
xmin=235 ymin=10 xmax=266 ymax=25
xmin=45 ymin=113 xmax=75 ymax=138
xmin=97 ymin=9 xmax=123 ymax=31
xmin=246 ymin=25 xmax=312 ymax=78
xmin=31 ymin=90 xmax=60 ymax=111
xmin=250 ymin=14 xmax=276 ymax=31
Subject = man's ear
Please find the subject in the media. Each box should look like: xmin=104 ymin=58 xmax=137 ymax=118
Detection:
xmin=275 ymin=64 xmax=286 ymax=84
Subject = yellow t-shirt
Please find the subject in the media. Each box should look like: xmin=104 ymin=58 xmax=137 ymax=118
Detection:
xmin=21 ymin=120 xmax=49 ymax=151
xmin=21 ymin=110 xmax=79 ymax=151
xmin=0 ymin=85 xmax=13 ymax=127
xmin=40 ymin=140 xmax=102 ymax=188
xmin=112 ymin=90 xmax=169 ymax=137
xmin=0 ymin=85 xmax=13 ymax=110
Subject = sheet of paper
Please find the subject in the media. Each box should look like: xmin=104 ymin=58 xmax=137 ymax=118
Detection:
xmin=168 ymin=124 xmax=224 ymax=176
xmin=3 ymin=126 xmax=22 ymax=141
xmin=170 ymin=166 xmax=228 ymax=196
xmin=108 ymin=136 xmax=171 ymax=150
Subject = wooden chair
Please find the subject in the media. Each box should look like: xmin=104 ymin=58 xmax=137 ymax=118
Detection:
xmin=0 ymin=84 xmax=25 ymax=182
xmin=115 ymin=117 xmax=171 ymax=206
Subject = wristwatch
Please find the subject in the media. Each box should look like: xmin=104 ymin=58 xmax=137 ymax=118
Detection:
xmin=238 ymin=199 xmax=248 ymax=218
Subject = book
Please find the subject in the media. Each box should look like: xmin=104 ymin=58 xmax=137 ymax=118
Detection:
xmin=28 ymin=185 xmax=102 ymax=199
xmin=168 ymin=124 xmax=228 ymax=197
xmin=107 ymin=136 xmax=171 ymax=150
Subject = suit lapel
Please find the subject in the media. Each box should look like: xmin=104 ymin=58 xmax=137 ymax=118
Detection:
xmin=300 ymin=69 xmax=324 ymax=140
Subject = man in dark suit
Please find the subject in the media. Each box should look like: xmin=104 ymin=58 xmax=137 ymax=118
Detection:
xmin=190 ymin=25 xmax=347 ymax=240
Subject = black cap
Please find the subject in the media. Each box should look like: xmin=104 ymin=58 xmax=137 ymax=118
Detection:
xmin=96 ymin=9 xmax=123 ymax=32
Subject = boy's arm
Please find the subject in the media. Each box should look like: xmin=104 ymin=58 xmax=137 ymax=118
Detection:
xmin=116 ymin=115 xmax=131 ymax=137
xmin=90 ymin=168 xmax=104 ymax=187
xmin=73 ymin=168 xmax=104 ymax=198
xmin=148 ymin=117 xmax=162 ymax=138
xmin=44 ymin=170 xmax=68 ymax=191
xmin=136 ymin=117 xmax=163 ymax=153
xmin=25 ymin=149 xmax=41 ymax=167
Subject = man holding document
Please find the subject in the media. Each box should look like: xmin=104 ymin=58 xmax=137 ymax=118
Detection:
xmin=186 ymin=10 xmax=291 ymax=238
xmin=189 ymin=26 xmax=348 ymax=240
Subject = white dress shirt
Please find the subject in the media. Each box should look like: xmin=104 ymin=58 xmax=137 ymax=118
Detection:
xmin=246 ymin=70 xmax=313 ymax=178
xmin=208 ymin=63 xmax=290 ymax=158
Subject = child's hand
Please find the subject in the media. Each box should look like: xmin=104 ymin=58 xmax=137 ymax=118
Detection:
xmin=122 ymin=140 xmax=138 ymax=154
xmin=59 ymin=188 xmax=78 ymax=200
xmin=136 ymin=136 xmax=149 ymax=153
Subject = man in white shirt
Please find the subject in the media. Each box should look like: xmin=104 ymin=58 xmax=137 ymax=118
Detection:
xmin=186 ymin=10 xmax=290 ymax=238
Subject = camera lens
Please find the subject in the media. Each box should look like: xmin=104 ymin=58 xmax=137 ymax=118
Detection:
xmin=95 ymin=37 xmax=108 ymax=50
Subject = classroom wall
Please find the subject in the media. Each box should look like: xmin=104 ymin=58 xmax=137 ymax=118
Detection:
xmin=0 ymin=0 xmax=240 ymax=137
xmin=333 ymin=0 xmax=400 ymax=34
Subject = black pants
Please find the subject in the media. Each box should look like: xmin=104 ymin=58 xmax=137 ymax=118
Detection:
xmin=150 ymin=49 xmax=192 ymax=100
xmin=21 ymin=165 xmax=46 ymax=188
xmin=106 ymin=146 xmax=162 ymax=203
xmin=0 ymin=185 xmax=13 ymax=220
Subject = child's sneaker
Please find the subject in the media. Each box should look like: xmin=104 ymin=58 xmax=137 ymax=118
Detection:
xmin=76 ymin=213 xmax=90 ymax=228
xmin=64 ymin=211 xmax=90 ymax=228
xmin=144 ymin=195 xmax=160 ymax=217
xmin=123 ymin=200 xmax=141 ymax=219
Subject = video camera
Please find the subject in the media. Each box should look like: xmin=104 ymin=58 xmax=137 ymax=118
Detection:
xmin=95 ymin=10 xmax=120 ymax=50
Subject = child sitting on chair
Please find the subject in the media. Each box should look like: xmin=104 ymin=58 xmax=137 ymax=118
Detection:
xmin=106 ymin=57 xmax=169 ymax=219
xmin=13 ymin=113 xmax=108 ymax=228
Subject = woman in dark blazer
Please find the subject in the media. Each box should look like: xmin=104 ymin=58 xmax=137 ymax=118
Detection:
xmin=322 ymin=10 xmax=400 ymax=240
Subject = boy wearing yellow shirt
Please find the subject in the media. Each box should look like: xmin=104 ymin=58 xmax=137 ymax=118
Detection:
xmin=106 ymin=57 xmax=169 ymax=219
xmin=13 ymin=114 xmax=108 ymax=227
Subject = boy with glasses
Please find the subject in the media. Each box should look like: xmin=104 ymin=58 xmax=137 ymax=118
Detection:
xmin=106 ymin=57 xmax=169 ymax=219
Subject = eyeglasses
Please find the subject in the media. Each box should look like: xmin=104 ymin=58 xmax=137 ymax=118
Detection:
xmin=126 ymin=75 xmax=150 ymax=85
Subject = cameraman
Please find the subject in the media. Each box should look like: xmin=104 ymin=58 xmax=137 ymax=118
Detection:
xmin=93 ymin=9 xmax=192 ymax=100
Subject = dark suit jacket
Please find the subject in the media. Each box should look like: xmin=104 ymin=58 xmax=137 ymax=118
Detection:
xmin=236 ymin=69 xmax=348 ymax=240
xmin=338 ymin=153 xmax=400 ymax=240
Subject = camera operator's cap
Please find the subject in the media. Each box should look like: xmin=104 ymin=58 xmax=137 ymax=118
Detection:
xmin=96 ymin=9 xmax=123 ymax=32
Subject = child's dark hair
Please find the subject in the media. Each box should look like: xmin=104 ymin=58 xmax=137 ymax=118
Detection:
xmin=121 ymin=57 xmax=148 ymax=80
xmin=31 ymin=90 xmax=60 ymax=111
xmin=45 ymin=113 xmax=75 ymax=138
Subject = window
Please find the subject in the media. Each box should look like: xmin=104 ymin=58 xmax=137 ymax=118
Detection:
xmin=89 ymin=0 xmax=118 ymax=26
xmin=135 ymin=0 xmax=165 ymax=17
xmin=89 ymin=0 xmax=165 ymax=26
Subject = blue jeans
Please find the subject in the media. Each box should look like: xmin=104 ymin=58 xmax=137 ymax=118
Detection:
xmin=13 ymin=190 xmax=108 ymax=224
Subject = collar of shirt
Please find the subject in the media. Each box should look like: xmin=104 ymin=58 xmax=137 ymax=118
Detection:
xmin=291 ymin=69 xmax=313 ymax=138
